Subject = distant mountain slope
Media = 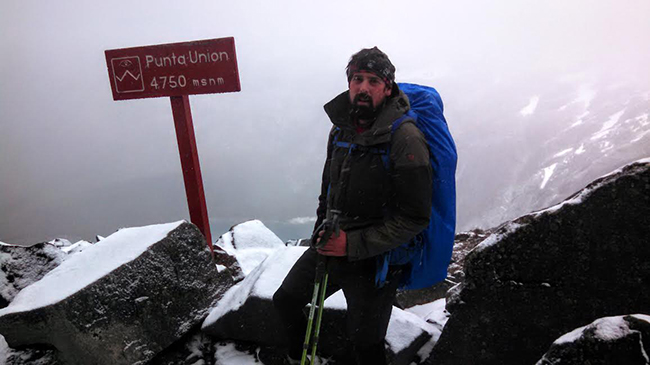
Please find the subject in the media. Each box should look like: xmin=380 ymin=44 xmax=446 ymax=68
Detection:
xmin=451 ymin=75 xmax=650 ymax=231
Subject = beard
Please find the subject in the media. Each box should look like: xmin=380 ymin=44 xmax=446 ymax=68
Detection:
xmin=350 ymin=93 xmax=382 ymax=122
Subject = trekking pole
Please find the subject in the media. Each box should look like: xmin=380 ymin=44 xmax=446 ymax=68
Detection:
xmin=301 ymin=210 xmax=340 ymax=365
xmin=310 ymin=261 xmax=329 ymax=363
xmin=301 ymin=257 xmax=328 ymax=365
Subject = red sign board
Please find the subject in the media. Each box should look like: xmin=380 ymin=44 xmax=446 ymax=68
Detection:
xmin=105 ymin=37 xmax=240 ymax=101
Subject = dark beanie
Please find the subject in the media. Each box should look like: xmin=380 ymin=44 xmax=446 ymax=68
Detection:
xmin=346 ymin=47 xmax=395 ymax=87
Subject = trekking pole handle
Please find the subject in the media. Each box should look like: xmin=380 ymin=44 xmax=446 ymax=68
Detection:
xmin=311 ymin=209 xmax=341 ymax=249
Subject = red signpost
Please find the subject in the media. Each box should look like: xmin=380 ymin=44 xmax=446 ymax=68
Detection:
xmin=105 ymin=37 xmax=241 ymax=252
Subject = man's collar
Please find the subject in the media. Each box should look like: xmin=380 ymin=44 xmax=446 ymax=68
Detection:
xmin=323 ymin=87 xmax=411 ymax=141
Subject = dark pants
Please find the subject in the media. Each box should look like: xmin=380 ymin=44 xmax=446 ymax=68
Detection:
xmin=272 ymin=248 xmax=403 ymax=365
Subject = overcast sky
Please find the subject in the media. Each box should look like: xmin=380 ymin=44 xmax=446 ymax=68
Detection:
xmin=1 ymin=0 xmax=650 ymax=244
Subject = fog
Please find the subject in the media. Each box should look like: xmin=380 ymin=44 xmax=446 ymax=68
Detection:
xmin=2 ymin=0 xmax=649 ymax=244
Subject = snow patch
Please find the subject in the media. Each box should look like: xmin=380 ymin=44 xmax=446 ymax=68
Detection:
xmin=575 ymin=144 xmax=586 ymax=155
xmin=632 ymin=314 xmax=650 ymax=322
xmin=405 ymin=298 xmax=449 ymax=332
xmin=214 ymin=220 xmax=284 ymax=276
xmin=540 ymin=163 xmax=558 ymax=189
xmin=474 ymin=222 xmax=525 ymax=252
xmin=637 ymin=113 xmax=649 ymax=127
xmin=593 ymin=316 xmax=633 ymax=341
xmin=600 ymin=140 xmax=614 ymax=153
xmin=213 ymin=342 xmax=257 ymax=364
xmin=555 ymin=315 xmax=638 ymax=345
xmin=591 ymin=109 xmax=626 ymax=140
xmin=0 ymin=221 xmax=184 ymax=316
xmin=553 ymin=148 xmax=573 ymax=158
xmin=570 ymin=111 xmax=590 ymax=128
xmin=631 ymin=129 xmax=650 ymax=143
xmin=385 ymin=306 xmax=441 ymax=356
xmin=520 ymin=96 xmax=539 ymax=116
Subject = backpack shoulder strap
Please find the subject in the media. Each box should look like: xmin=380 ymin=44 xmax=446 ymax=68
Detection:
xmin=391 ymin=110 xmax=418 ymax=134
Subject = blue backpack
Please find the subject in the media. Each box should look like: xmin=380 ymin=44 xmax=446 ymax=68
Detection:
xmin=375 ymin=83 xmax=458 ymax=290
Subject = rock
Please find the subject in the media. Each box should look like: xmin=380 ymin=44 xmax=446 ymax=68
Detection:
xmin=428 ymin=159 xmax=650 ymax=365
xmin=536 ymin=314 xmax=650 ymax=365
xmin=4 ymin=343 xmax=64 ymax=365
xmin=151 ymin=330 xmax=217 ymax=365
xmin=0 ymin=242 xmax=66 ymax=308
xmin=0 ymin=221 xmax=234 ymax=365
xmin=202 ymin=246 xmax=438 ymax=364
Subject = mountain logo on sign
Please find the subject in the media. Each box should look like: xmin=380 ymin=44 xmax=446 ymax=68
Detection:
xmin=111 ymin=56 xmax=145 ymax=93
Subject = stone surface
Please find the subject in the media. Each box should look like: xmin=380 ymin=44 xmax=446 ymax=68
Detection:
xmin=0 ymin=242 xmax=65 ymax=308
xmin=428 ymin=159 xmax=650 ymax=365
xmin=536 ymin=314 xmax=650 ymax=365
xmin=0 ymin=222 xmax=235 ymax=365
xmin=4 ymin=343 xmax=64 ymax=365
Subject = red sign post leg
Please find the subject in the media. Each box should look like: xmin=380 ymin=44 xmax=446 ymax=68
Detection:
xmin=170 ymin=95 xmax=213 ymax=252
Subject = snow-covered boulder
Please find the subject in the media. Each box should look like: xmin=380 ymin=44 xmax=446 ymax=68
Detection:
xmin=429 ymin=158 xmax=650 ymax=365
xmin=202 ymin=246 xmax=440 ymax=364
xmin=0 ymin=221 xmax=233 ymax=365
xmin=536 ymin=315 xmax=650 ymax=365
xmin=0 ymin=241 xmax=66 ymax=308
xmin=214 ymin=219 xmax=285 ymax=276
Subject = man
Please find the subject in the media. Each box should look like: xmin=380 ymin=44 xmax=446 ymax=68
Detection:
xmin=273 ymin=47 xmax=432 ymax=365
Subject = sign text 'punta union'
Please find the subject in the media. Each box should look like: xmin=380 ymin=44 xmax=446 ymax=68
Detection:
xmin=104 ymin=37 xmax=241 ymax=100
xmin=145 ymin=50 xmax=230 ymax=69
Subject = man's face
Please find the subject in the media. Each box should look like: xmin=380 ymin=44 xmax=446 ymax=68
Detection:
xmin=349 ymin=71 xmax=392 ymax=120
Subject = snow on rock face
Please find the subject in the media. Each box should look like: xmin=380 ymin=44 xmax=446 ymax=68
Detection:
xmin=405 ymin=299 xmax=449 ymax=333
xmin=0 ymin=221 xmax=183 ymax=315
xmin=0 ymin=221 xmax=232 ymax=365
xmin=0 ymin=242 xmax=66 ymax=308
xmin=214 ymin=220 xmax=284 ymax=276
xmin=203 ymin=247 xmax=322 ymax=327
xmin=386 ymin=307 xmax=442 ymax=364
xmin=537 ymin=315 xmax=650 ymax=365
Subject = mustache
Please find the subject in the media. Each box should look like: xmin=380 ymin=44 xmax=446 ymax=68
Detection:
xmin=353 ymin=93 xmax=371 ymax=103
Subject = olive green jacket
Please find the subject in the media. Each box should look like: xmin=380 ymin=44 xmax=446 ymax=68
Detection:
xmin=316 ymin=86 xmax=432 ymax=260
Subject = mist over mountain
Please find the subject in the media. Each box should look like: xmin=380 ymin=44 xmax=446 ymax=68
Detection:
xmin=1 ymin=1 xmax=649 ymax=244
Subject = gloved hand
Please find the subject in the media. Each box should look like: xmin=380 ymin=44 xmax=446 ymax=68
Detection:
xmin=316 ymin=229 xmax=347 ymax=256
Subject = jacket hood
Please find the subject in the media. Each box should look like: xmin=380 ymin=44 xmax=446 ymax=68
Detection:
xmin=323 ymin=85 xmax=410 ymax=145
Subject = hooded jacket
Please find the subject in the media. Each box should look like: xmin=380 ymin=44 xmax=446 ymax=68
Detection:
xmin=316 ymin=86 xmax=432 ymax=261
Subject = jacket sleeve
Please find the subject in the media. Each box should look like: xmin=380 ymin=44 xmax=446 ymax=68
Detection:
xmin=346 ymin=122 xmax=432 ymax=260
xmin=313 ymin=127 xmax=336 ymax=234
